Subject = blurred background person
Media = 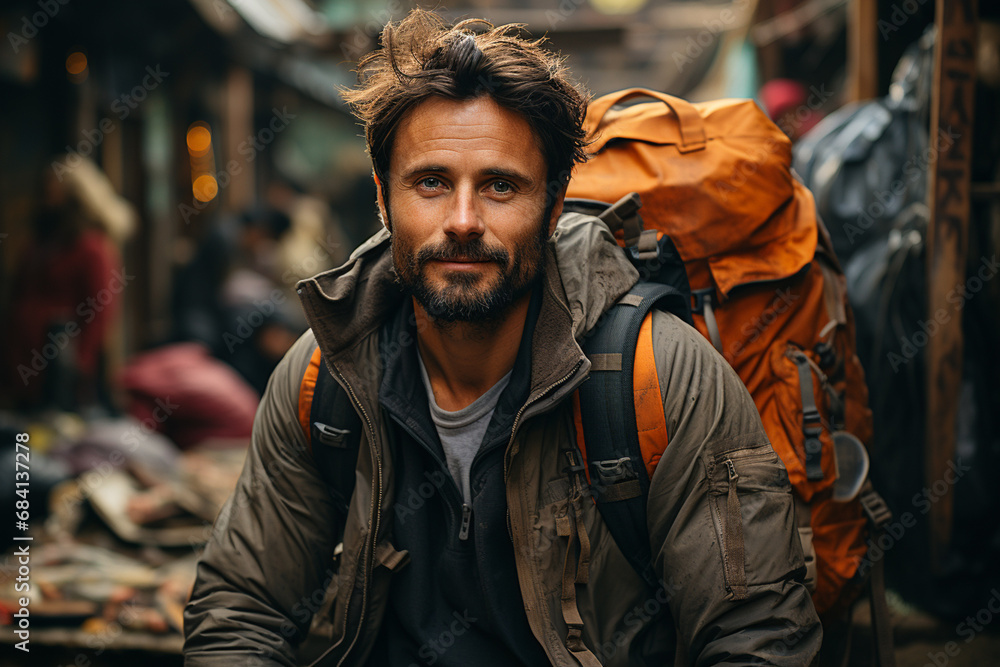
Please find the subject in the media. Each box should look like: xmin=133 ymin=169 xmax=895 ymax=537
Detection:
xmin=172 ymin=204 xmax=304 ymax=394
xmin=4 ymin=155 xmax=135 ymax=414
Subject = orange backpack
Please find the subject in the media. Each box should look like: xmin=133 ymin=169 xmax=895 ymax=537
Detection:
xmin=566 ymin=89 xmax=893 ymax=649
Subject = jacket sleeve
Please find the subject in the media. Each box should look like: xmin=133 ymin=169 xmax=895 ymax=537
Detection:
xmin=647 ymin=310 xmax=821 ymax=666
xmin=184 ymin=331 xmax=340 ymax=667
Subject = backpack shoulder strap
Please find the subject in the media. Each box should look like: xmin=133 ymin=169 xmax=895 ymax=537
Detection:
xmin=298 ymin=345 xmax=363 ymax=516
xmin=297 ymin=345 xmax=323 ymax=442
xmin=574 ymin=281 xmax=680 ymax=589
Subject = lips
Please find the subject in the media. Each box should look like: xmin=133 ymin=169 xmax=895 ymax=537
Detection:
xmin=432 ymin=258 xmax=491 ymax=269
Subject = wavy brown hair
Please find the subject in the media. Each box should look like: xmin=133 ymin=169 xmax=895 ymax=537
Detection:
xmin=341 ymin=9 xmax=589 ymax=197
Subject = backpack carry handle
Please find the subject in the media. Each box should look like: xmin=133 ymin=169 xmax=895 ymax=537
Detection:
xmin=585 ymin=88 xmax=708 ymax=154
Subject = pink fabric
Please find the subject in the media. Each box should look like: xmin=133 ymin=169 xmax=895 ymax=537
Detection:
xmin=760 ymin=79 xmax=807 ymax=119
xmin=122 ymin=343 xmax=259 ymax=449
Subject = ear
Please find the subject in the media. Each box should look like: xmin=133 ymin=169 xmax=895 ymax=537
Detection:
xmin=547 ymin=185 xmax=567 ymax=237
xmin=374 ymin=172 xmax=390 ymax=233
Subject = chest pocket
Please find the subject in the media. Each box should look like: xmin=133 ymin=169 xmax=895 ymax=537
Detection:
xmin=706 ymin=443 xmax=792 ymax=600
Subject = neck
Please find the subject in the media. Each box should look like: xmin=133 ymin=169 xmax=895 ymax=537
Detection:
xmin=414 ymin=292 xmax=530 ymax=411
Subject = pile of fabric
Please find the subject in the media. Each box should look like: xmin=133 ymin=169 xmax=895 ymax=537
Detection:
xmin=0 ymin=345 xmax=255 ymax=651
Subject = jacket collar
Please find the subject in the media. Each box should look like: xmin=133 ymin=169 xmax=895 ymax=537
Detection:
xmin=295 ymin=213 xmax=639 ymax=409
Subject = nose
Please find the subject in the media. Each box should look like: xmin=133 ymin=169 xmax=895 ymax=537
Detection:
xmin=442 ymin=185 xmax=484 ymax=244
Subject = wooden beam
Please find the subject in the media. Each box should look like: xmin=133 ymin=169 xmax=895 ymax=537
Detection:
xmin=925 ymin=0 xmax=978 ymax=573
xmin=847 ymin=0 xmax=878 ymax=101
xmin=224 ymin=66 xmax=254 ymax=211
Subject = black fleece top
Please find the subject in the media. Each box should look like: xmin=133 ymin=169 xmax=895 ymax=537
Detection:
xmin=366 ymin=286 xmax=550 ymax=667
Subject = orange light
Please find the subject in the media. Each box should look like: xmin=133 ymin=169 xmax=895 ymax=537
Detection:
xmin=65 ymin=52 xmax=87 ymax=75
xmin=186 ymin=123 xmax=212 ymax=156
xmin=192 ymin=174 xmax=218 ymax=202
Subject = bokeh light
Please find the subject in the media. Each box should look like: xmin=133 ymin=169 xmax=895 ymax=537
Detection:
xmin=65 ymin=52 xmax=88 ymax=75
xmin=192 ymin=174 xmax=218 ymax=202
xmin=186 ymin=122 xmax=212 ymax=156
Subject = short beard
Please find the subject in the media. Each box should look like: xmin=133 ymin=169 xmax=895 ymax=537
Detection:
xmin=388 ymin=206 xmax=549 ymax=325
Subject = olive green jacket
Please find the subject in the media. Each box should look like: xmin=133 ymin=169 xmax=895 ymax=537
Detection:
xmin=184 ymin=213 xmax=821 ymax=666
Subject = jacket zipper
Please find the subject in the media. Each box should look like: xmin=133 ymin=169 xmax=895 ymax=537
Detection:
xmin=722 ymin=458 xmax=749 ymax=601
xmin=425 ymin=361 xmax=588 ymax=545
xmin=388 ymin=415 xmax=470 ymax=542
xmin=500 ymin=358 xmax=598 ymax=667
xmin=333 ymin=370 xmax=381 ymax=667
xmin=502 ymin=359 xmax=586 ymax=537
xmin=324 ymin=349 xmax=585 ymax=662
xmin=459 ymin=504 xmax=472 ymax=541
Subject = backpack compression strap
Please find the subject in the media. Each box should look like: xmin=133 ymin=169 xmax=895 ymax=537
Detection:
xmin=574 ymin=282 xmax=682 ymax=589
xmin=298 ymin=345 xmax=363 ymax=516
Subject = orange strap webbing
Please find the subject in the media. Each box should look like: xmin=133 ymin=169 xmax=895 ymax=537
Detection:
xmin=298 ymin=345 xmax=322 ymax=452
xmin=573 ymin=311 xmax=669 ymax=483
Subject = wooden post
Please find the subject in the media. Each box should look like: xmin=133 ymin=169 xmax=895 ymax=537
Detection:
xmin=925 ymin=0 xmax=977 ymax=573
xmin=224 ymin=66 xmax=254 ymax=211
xmin=848 ymin=0 xmax=878 ymax=101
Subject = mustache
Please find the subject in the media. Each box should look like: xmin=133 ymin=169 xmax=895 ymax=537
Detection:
xmin=415 ymin=238 xmax=510 ymax=265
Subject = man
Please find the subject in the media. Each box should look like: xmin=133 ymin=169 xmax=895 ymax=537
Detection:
xmin=184 ymin=9 xmax=821 ymax=666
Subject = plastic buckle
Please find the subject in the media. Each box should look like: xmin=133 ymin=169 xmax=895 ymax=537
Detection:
xmin=591 ymin=457 xmax=635 ymax=485
xmin=802 ymin=409 xmax=824 ymax=481
xmin=691 ymin=290 xmax=710 ymax=315
xmin=814 ymin=341 xmax=837 ymax=368
xmin=860 ymin=484 xmax=893 ymax=529
xmin=802 ymin=406 xmax=823 ymax=432
xmin=314 ymin=422 xmax=350 ymax=448
xmin=803 ymin=439 xmax=824 ymax=480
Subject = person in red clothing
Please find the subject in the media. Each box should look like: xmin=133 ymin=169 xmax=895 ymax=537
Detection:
xmin=6 ymin=156 xmax=135 ymax=411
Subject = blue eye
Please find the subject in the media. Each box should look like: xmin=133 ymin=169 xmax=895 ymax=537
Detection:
xmin=420 ymin=177 xmax=442 ymax=189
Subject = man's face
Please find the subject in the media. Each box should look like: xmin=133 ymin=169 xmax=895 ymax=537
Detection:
xmin=379 ymin=95 xmax=562 ymax=322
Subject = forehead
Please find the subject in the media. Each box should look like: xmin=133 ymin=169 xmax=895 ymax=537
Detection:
xmin=389 ymin=96 xmax=546 ymax=179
